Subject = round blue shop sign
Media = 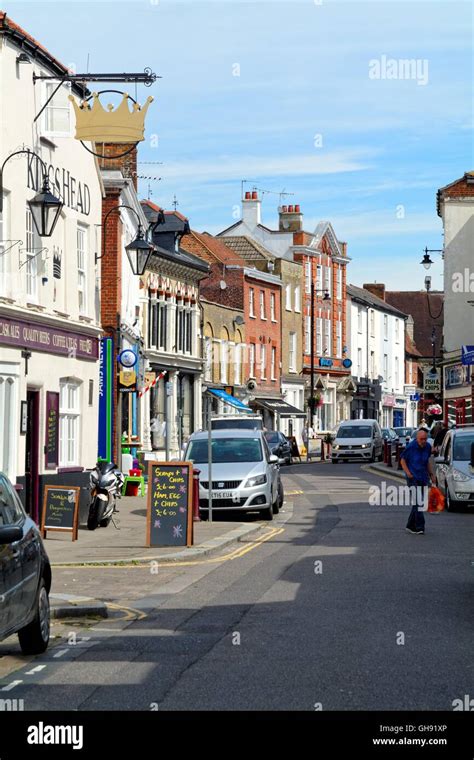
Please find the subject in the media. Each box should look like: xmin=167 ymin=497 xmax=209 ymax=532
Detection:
xmin=118 ymin=349 xmax=137 ymax=368
xmin=342 ymin=358 xmax=352 ymax=368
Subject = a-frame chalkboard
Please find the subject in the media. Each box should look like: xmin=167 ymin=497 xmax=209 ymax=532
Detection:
xmin=146 ymin=461 xmax=193 ymax=548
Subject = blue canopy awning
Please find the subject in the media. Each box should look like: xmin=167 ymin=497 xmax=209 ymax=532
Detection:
xmin=207 ymin=388 xmax=253 ymax=413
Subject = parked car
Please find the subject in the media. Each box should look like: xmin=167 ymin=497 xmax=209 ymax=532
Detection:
xmin=434 ymin=427 xmax=474 ymax=511
xmin=381 ymin=427 xmax=398 ymax=443
xmin=210 ymin=415 xmax=264 ymax=431
xmin=184 ymin=429 xmax=283 ymax=519
xmin=393 ymin=426 xmax=415 ymax=446
xmin=0 ymin=472 xmax=51 ymax=654
xmin=264 ymin=430 xmax=292 ymax=465
xmin=332 ymin=419 xmax=384 ymax=463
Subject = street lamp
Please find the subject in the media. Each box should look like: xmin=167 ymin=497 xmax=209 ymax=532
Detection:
xmin=420 ymin=247 xmax=443 ymax=270
xmin=0 ymin=149 xmax=63 ymax=237
xmin=96 ymin=205 xmax=155 ymax=275
xmin=308 ymin=274 xmax=331 ymax=430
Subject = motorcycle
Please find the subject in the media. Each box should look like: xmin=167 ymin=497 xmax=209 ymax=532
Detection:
xmin=87 ymin=461 xmax=124 ymax=530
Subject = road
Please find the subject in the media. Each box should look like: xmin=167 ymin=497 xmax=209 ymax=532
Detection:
xmin=0 ymin=462 xmax=472 ymax=711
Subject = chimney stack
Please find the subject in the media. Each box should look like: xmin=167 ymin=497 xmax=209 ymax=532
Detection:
xmin=363 ymin=283 xmax=386 ymax=301
xmin=279 ymin=202 xmax=303 ymax=232
xmin=242 ymin=189 xmax=261 ymax=229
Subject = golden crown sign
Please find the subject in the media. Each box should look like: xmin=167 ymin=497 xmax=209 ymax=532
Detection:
xmin=69 ymin=92 xmax=154 ymax=143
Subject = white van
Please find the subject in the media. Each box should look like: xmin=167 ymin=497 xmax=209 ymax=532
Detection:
xmin=332 ymin=419 xmax=384 ymax=463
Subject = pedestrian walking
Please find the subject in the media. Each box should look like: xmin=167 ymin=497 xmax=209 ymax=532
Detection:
xmin=400 ymin=427 xmax=436 ymax=534
xmin=433 ymin=420 xmax=448 ymax=455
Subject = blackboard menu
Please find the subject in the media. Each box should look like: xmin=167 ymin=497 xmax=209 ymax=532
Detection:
xmin=41 ymin=486 xmax=80 ymax=541
xmin=146 ymin=462 xmax=193 ymax=547
xmin=45 ymin=392 xmax=59 ymax=469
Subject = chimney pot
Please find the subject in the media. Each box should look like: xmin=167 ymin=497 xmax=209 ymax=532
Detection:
xmin=295 ymin=204 xmax=300 ymax=212
xmin=251 ymin=191 xmax=258 ymax=200
xmin=282 ymin=205 xmax=288 ymax=212
xmin=288 ymin=205 xmax=294 ymax=212
xmin=245 ymin=191 xmax=251 ymax=200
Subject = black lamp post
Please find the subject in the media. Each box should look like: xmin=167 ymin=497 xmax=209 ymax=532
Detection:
xmin=96 ymin=205 xmax=155 ymax=276
xmin=0 ymin=150 xmax=63 ymax=237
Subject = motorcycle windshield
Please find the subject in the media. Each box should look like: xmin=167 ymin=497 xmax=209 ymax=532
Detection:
xmin=97 ymin=461 xmax=118 ymax=475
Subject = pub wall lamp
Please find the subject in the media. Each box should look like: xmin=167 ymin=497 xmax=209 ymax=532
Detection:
xmin=420 ymin=247 xmax=443 ymax=270
xmin=95 ymin=205 xmax=155 ymax=276
xmin=0 ymin=149 xmax=63 ymax=237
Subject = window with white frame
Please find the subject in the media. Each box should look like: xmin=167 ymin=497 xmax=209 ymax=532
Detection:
xmin=77 ymin=225 xmax=87 ymax=314
xmin=370 ymin=309 xmax=375 ymax=337
xmin=204 ymin=336 xmax=212 ymax=381
xmin=357 ymin=307 xmax=363 ymax=333
xmin=294 ymin=285 xmax=301 ymax=312
xmin=395 ymin=356 xmax=399 ymax=388
xmin=323 ymin=318 xmax=331 ymax=355
xmin=316 ymin=264 xmax=322 ymax=292
xmin=383 ymin=353 xmax=388 ymax=381
xmin=260 ymin=290 xmax=266 ymax=319
xmin=336 ymin=320 xmax=342 ymax=358
xmin=260 ymin=344 xmax=266 ymax=379
xmin=336 ymin=267 xmax=342 ymax=300
xmin=323 ymin=266 xmax=331 ymax=298
xmin=234 ymin=343 xmax=241 ymax=385
xmin=220 ymin=339 xmax=228 ymax=383
xmin=0 ymin=365 xmax=19 ymax=481
xmin=395 ymin=318 xmax=399 ymax=343
xmin=289 ymin=332 xmax=296 ymax=372
xmin=384 ymin=314 xmax=388 ymax=339
xmin=357 ymin=348 xmax=363 ymax=377
xmin=249 ymin=343 xmax=256 ymax=378
xmin=59 ymin=380 xmax=81 ymax=467
xmin=25 ymin=207 xmax=38 ymax=300
xmin=43 ymin=82 xmax=71 ymax=136
xmin=370 ymin=350 xmax=375 ymax=377
xmin=0 ymin=196 xmax=6 ymax=295
xmin=149 ymin=296 xmax=168 ymax=352
xmin=316 ymin=317 xmax=322 ymax=355
xmin=271 ymin=292 xmax=276 ymax=321
xmin=305 ymin=261 xmax=311 ymax=293
xmin=285 ymin=283 xmax=291 ymax=310
xmin=304 ymin=316 xmax=311 ymax=355
xmin=249 ymin=288 xmax=255 ymax=317
xmin=271 ymin=346 xmax=276 ymax=380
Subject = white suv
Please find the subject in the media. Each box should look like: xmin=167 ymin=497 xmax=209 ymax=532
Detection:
xmin=332 ymin=419 xmax=384 ymax=463
xmin=435 ymin=428 xmax=474 ymax=511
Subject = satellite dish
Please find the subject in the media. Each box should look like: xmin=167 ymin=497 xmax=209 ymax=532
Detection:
xmin=220 ymin=280 xmax=227 ymax=290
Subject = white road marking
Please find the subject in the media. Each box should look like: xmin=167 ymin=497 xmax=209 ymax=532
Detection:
xmin=2 ymin=680 xmax=23 ymax=691
xmin=25 ymin=665 xmax=46 ymax=675
xmin=53 ymin=649 xmax=68 ymax=658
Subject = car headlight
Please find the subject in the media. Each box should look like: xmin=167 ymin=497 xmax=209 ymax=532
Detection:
xmin=452 ymin=468 xmax=471 ymax=482
xmin=361 ymin=444 xmax=368 ymax=449
xmin=333 ymin=445 xmax=339 ymax=450
xmin=244 ymin=474 xmax=267 ymax=488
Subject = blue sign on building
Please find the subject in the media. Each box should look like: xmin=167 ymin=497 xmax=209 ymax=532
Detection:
xmin=319 ymin=358 xmax=333 ymax=368
xmin=461 ymin=345 xmax=474 ymax=365
xmin=342 ymin=358 xmax=352 ymax=368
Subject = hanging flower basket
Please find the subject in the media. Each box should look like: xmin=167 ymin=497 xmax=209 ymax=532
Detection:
xmin=427 ymin=404 xmax=442 ymax=417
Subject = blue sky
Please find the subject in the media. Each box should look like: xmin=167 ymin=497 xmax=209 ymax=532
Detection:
xmin=6 ymin=0 xmax=473 ymax=289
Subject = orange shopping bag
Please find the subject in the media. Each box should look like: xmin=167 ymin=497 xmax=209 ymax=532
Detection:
xmin=428 ymin=486 xmax=445 ymax=512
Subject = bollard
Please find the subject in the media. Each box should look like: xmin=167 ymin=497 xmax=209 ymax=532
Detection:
xmin=320 ymin=440 xmax=325 ymax=461
xmin=396 ymin=442 xmax=403 ymax=470
xmin=192 ymin=468 xmax=201 ymax=522
xmin=383 ymin=439 xmax=389 ymax=465
xmin=387 ymin=441 xmax=393 ymax=467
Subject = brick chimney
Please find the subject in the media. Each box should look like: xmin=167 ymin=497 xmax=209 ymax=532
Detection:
xmin=363 ymin=282 xmax=385 ymax=301
xmin=279 ymin=203 xmax=303 ymax=232
xmin=99 ymin=143 xmax=138 ymax=190
xmin=242 ymin=190 xmax=261 ymax=229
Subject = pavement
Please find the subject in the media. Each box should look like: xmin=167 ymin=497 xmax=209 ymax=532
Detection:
xmin=45 ymin=493 xmax=271 ymax=618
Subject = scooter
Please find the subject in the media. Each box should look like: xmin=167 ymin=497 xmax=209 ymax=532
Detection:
xmin=87 ymin=461 xmax=124 ymax=530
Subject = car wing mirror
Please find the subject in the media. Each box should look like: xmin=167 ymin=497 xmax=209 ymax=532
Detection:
xmin=0 ymin=525 xmax=23 ymax=545
xmin=269 ymin=454 xmax=279 ymax=464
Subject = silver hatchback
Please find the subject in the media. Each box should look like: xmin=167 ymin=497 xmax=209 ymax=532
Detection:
xmin=435 ymin=428 xmax=474 ymax=511
xmin=184 ymin=429 xmax=284 ymax=520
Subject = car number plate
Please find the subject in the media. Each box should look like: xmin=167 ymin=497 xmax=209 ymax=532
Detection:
xmin=211 ymin=490 xmax=234 ymax=499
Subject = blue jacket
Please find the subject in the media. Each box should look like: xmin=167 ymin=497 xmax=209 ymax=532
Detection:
xmin=400 ymin=439 xmax=432 ymax=484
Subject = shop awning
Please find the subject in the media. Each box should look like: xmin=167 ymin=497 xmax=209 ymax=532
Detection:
xmin=207 ymin=388 xmax=253 ymax=413
xmin=253 ymin=397 xmax=306 ymax=418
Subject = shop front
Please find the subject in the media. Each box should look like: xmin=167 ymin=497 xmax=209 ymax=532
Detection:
xmin=252 ymin=396 xmax=306 ymax=433
xmin=444 ymin=362 xmax=472 ymax=426
xmin=0 ymin=313 xmax=100 ymax=522
xmin=351 ymin=379 xmax=381 ymax=421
